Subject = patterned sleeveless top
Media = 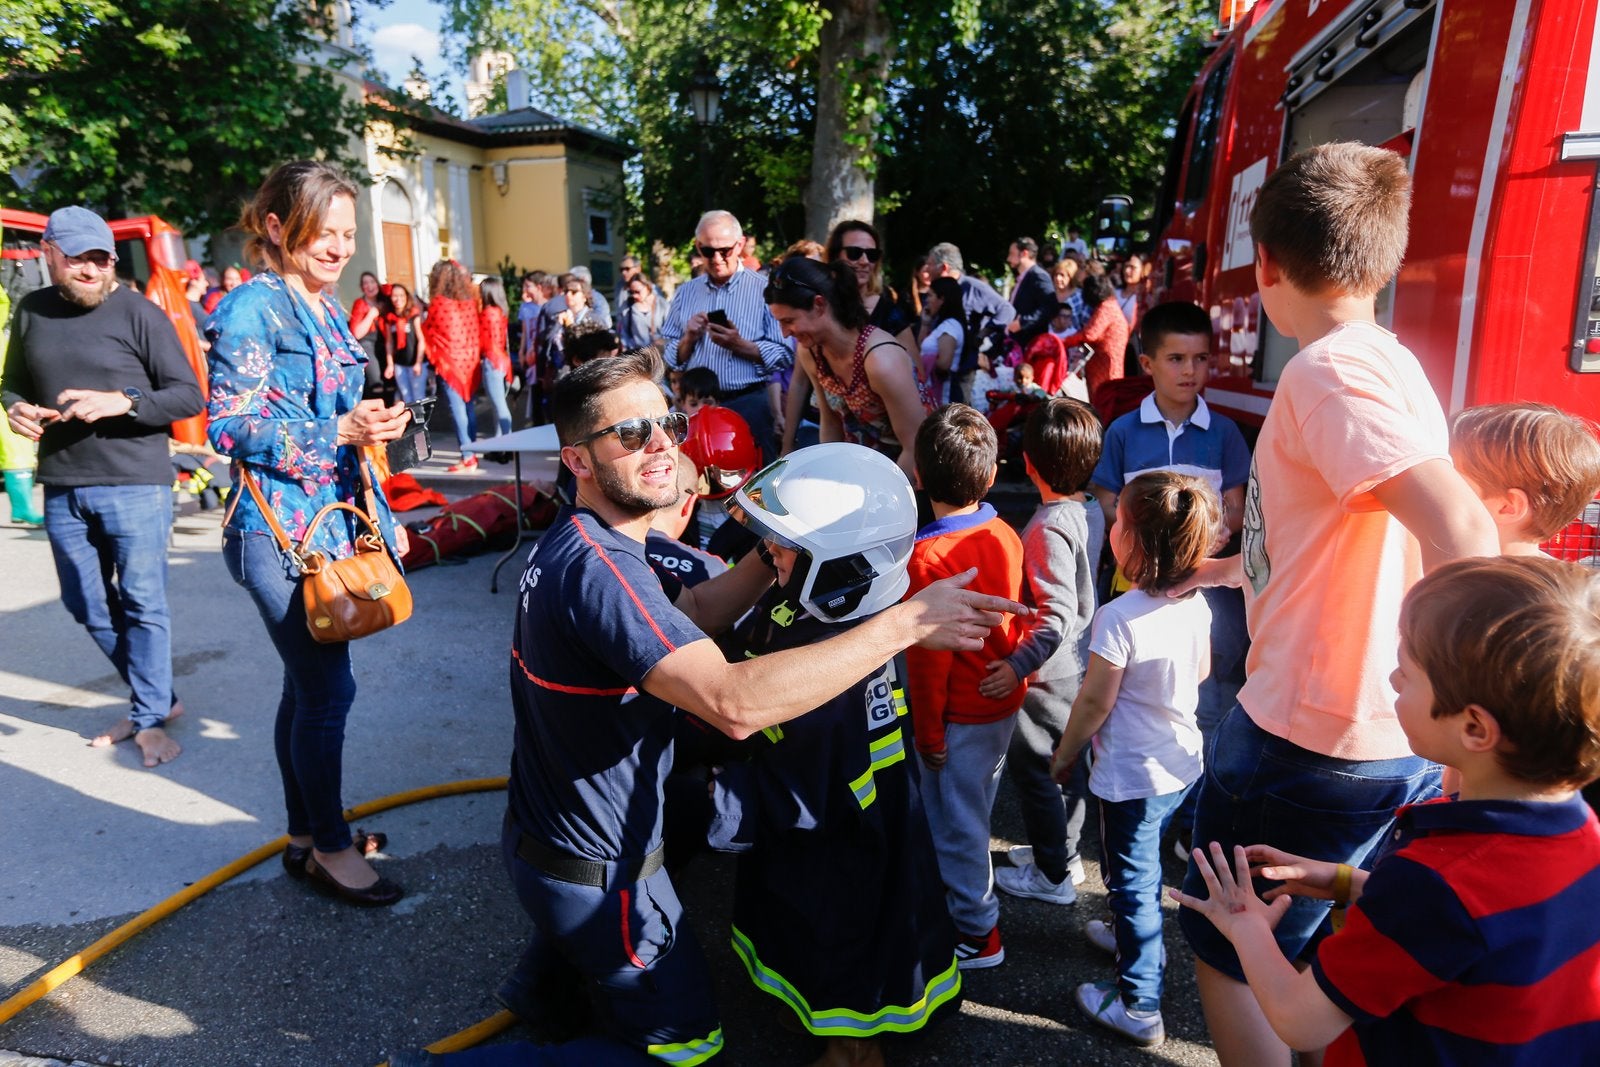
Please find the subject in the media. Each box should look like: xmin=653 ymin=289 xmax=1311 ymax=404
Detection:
xmin=811 ymin=327 xmax=935 ymax=457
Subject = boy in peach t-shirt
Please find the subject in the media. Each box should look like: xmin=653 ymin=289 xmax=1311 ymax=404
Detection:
xmin=1176 ymin=143 xmax=1497 ymax=1067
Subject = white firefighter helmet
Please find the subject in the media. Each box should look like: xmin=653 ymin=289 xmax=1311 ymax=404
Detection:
xmin=727 ymin=442 xmax=917 ymax=622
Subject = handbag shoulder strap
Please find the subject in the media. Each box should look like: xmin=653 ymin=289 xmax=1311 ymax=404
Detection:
xmin=239 ymin=467 xmax=297 ymax=555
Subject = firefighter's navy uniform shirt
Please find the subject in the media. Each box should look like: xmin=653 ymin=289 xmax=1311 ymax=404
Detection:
xmin=510 ymin=505 xmax=707 ymax=861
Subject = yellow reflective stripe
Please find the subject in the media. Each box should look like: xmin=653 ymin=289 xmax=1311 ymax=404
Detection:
xmin=849 ymin=729 xmax=906 ymax=810
xmin=731 ymin=926 xmax=962 ymax=1036
xmin=848 ymin=768 xmax=877 ymax=809
xmin=892 ymin=686 xmax=907 ymax=716
xmin=646 ymin=1027 xmax=724 ymax=1065
xmin=761 ymin=725 xmax=784 ymax=744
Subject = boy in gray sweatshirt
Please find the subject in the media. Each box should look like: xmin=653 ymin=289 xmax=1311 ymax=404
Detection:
xmin=979 ymin=398 xmax=1105 ymax=902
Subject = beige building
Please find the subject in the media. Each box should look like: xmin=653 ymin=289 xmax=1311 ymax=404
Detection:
xmin=305 ymin=8 xmax=630 ymax=306
xmin=352 ymin=79 xmax=632 ymax=304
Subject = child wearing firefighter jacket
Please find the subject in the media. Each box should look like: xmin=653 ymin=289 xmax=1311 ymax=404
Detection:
xmin=707 ymin=443 xmax=962 ymax=1064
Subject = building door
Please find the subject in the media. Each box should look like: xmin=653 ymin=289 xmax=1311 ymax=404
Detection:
xmin=380 ymin=180 xmax=417 ymax=293
xmin=382 ymin=223 xmax=415 ymax=294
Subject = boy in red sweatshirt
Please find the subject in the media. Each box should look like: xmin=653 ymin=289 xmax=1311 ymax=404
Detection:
xmin=906 ymin=403 xmax=1027 ymax=969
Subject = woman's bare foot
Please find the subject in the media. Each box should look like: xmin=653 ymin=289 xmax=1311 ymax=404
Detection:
xmin=311 ymin=846 xmax=381 ymax=889
xmin=133 ymin=727 xmax=181 ymax=767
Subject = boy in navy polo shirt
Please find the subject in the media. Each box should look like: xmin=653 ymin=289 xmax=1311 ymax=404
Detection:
xmin=1089 ymin=301 xmax=1251 ymax=842
xmin=1175 ymin=556 xmax=1600 ymax=1067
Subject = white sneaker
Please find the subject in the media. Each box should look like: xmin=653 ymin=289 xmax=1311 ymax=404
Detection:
xmin=1084 ymin=918 xmax=1167 ymax=964
xmin=995 ymin=861 xmax=1078 ymax=905
xmin=1085 ymin=918 xmax=1117 ymax=955
xmin=1075 ymin=980 xmax=1165 ymax=1047
xmin=1006 ymin=846 xmax=1086 ymax=886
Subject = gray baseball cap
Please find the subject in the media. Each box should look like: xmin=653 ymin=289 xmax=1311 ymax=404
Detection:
xmin=42 ymin=206 xmax=116 ymax=257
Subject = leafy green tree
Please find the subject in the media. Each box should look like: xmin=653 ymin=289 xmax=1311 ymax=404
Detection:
xmin=442 ymin=0 xmax=1214 ymax=268
xmin=0 ymin=0 xmax=374 ymax=234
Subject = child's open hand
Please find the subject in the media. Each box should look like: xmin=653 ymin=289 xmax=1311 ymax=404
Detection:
xmin=920 ymin=747 xmax=948 ymax=771
xmin=1170 ymin=843 xmax=1291 ymax=943
xmin=978 ymin=660 xmax=1020 ymax=700
xmin=1244 ymin=845 xmax=1344 ymax=904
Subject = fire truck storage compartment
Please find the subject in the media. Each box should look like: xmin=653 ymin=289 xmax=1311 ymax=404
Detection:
xmin=1255 ymin=0 xmax=1439 ymax=385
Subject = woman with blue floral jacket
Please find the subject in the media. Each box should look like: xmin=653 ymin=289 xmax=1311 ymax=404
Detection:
xmin=207 ymin=161 xmax=412 ymax=907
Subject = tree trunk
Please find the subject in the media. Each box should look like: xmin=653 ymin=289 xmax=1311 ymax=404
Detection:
xmin=805 ymin=0 xmax=892 ymax=241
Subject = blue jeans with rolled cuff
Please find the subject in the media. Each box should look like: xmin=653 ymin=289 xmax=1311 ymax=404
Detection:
xmin=223 ymin=530 xmax=357 ymax=853
xmin=44 ymin=484 xmax=176 ymax=732
xmin=1098 ymin=786 xmax=1189 ymax=1013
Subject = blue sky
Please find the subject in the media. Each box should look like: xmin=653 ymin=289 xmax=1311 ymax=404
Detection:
xmin=359 ymin=0 xmax=463 ymax=104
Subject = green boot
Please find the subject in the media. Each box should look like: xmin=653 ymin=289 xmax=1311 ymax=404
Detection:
xmin=4 ymin=470 xmax=44 ymax=526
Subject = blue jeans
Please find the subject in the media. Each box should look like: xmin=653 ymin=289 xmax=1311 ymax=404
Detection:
xmin=1175 ymin=585 xmax=1250 ymax=838
xmin=445 ymin=362 xmax=515 ymax=450
xmin=922 ymin=716 xmax=1016 ymax=936
xmin=223 ymin=531 xmax=357 ymax=853
xmin=1177 ymin=704 xmax=1442 ymax=981
xmin=44 ymin=484 xmax=175 ymax=731
xmin=1098 ymin=787 xmax=1188 ymax=1012
xmin=394 ymin=362 xmax=429 ymax=405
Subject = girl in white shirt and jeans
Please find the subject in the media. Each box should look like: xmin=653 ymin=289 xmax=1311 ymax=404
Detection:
xmin=1050 ymin=470 xmax=1222 ymax=1047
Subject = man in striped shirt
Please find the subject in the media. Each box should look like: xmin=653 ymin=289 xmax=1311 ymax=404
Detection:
xmin=660 ymin=210 xmax=791 ymax=461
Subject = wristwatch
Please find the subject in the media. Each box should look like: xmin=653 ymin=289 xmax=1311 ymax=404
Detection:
xmin=122 ymin=387 xmax=143 ymax=415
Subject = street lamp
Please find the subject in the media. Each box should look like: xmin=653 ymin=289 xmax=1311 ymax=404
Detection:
xmin=688 ymin=57 xmax=722 ymax=211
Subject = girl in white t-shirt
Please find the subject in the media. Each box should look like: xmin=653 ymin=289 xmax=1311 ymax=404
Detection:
xmin=1050 ymin=470 xmax=1221 ymax=1047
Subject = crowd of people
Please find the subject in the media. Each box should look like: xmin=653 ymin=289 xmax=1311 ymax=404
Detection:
xmin=4 ymin=141 xmax=1600 ymax=1067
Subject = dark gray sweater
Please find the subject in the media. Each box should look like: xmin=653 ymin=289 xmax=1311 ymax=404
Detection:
xmin=2 ymin=285 xmax=203 ymax=486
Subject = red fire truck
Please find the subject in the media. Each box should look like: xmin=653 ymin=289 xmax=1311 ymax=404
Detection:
xmin=1 ymin=208 xmax=208 ymax=445
xmin=1136 ymin=0 xmax=1600 ymax=554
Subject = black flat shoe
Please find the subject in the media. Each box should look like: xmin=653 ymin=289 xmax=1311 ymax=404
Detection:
xmin=282 ymin=843 xmax=311 ymax=881
xmin=282 ymin=831 xmax=386 ymax=881
xmin=303 ymin=855 xmax=404 ymax=908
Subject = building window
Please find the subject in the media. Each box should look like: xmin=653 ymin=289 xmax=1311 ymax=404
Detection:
xmin=588 ymin=211 xmax=612 ymax=253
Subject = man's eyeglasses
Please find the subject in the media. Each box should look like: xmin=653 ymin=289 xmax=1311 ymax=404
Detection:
xmin=697 ymin=244 xmax=740 ymax=261
xmin=841 ymin=246 xmax=881 ymax=264
xmin=572 ymin=411 xmax=690 ymax=453
xmin=56 ymin=248 xmax=117 ymax=271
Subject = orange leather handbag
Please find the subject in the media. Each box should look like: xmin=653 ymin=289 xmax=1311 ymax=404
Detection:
xmin=240 ymin=467 xmax=413 ymax=643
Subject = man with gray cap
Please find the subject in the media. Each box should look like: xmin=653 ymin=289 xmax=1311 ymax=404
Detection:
xmin=1 ymin=206 xmax=204 ymax=767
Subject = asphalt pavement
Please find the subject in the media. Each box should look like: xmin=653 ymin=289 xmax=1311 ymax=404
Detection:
xmin=0 ymin=449 xmax=1221 ymax=1067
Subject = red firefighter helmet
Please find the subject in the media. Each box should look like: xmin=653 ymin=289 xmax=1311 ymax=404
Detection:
xmin=680 ymin=406 xmax=760 ymax=499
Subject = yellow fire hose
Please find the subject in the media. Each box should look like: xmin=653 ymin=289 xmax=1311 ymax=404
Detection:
xmin=0 ymin=777 xmax=518 ymax=1065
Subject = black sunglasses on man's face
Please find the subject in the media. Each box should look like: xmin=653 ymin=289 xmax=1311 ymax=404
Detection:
xmin=572 ymin=412 xmax=690 ymax=453
xmin=698 ymin=244 xmax=740 ymax=261
xmin=841 ymin=246 xmax=881 ymax=263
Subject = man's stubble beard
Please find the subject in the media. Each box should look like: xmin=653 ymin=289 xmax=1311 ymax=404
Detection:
xmin=592 ymin=456 xmax=681 ymax=518
xmin=57 ymin=274 xmax=115 ymax=310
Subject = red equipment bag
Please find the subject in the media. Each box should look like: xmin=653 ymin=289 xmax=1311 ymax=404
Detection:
xmin=400 ymin=483 xmax=558 ymax=570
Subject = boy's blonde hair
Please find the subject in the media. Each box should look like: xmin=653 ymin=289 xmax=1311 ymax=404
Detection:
xmin=1450 ymin=403 xmax=1600 ymax=540
xmin=1401 ymin=557 xmax=1600 ymax=789
xmin=1249 ymin=142 xmax=1410 ymax=297
xmin=1117 ymin=471 xmax=1221 ymax=594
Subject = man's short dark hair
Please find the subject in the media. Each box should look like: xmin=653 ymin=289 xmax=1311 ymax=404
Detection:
xmin=678 ymin=366 xmax=721 ymax=401
xmin=915 ymin=404 xmax=997 ymax=507
xmin=1023 ymin=399 xmax=1103 ymax=494
xmin=563 ymin=321 xmax=619 ymax=366
xmin=1249 ymin=141 xmax=1410 ymax=297
xmin=553 ymin=347 xmax=658 ymax=446
xmin=1013 ymin=236 xmax=1038 ymax=256
xmin=1140 ymin=301 xmax=1214 ymax=355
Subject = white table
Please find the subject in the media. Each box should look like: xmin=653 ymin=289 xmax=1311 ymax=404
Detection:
xmin=462 ymin=426 xmax=564 ymax=592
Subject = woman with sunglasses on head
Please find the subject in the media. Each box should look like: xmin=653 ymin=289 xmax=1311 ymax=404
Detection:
xmin=765 ymin=255 xmax=933 ymax=481
xmin=206 ymin=160 xmax=411 ymax=906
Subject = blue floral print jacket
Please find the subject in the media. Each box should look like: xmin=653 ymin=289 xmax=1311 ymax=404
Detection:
xmin=206 ymin=273 xmax=397 ymax=563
